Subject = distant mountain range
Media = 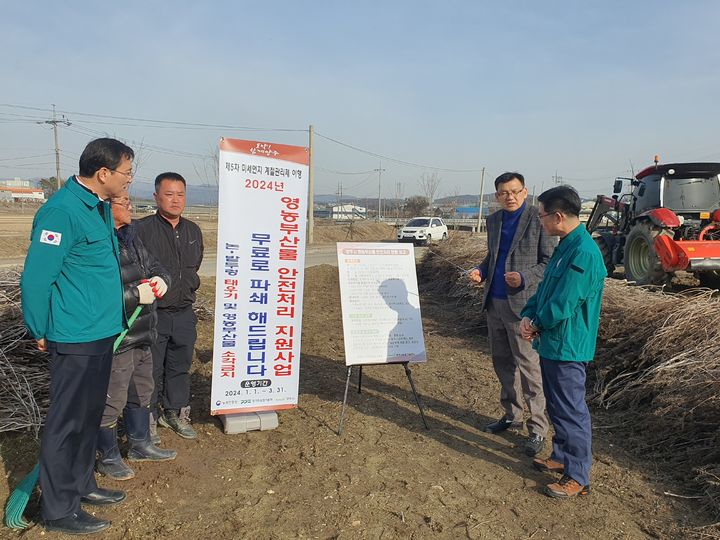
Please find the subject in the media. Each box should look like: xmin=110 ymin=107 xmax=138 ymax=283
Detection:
xmin=16 ymin=177 xmax=220 ymax=206
xmin=315 ymin=193 xmax=487 ymax=206
xmin=19 ymin=178 xmax=593 ymax=207
xmin=129 ymin=182 xmax=219 ymax=205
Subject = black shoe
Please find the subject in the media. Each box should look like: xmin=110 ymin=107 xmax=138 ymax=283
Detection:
xmin=80 ymin=487 xmax=126 ymax=506
xmin=96 ymin=455 xmax=135 ymax=480
xmin=124 ymin=406 xmax=178 ymax=461
xmin=127 ymin=437 xmax=177 ymax=462
xmin=44 ymin=508 xmax=110 ymax=534
xmin=96 ymin=425 xmax=135 ymax=480
xmin=483 ymin=417 xmax=522 ymax=434
xmin=159 ymin=409 xmax=198 ymax=439
xmin=524 ymin=433 xmax=546 ymax=457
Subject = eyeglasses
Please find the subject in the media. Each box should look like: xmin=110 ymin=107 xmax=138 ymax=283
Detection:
xmin=497 ymin=189 xmax=525 ymax=198
xmin=109 ymin=168 xmax=134 ymax=179
xmin=537 ymin=212 xmax=558 ymax=220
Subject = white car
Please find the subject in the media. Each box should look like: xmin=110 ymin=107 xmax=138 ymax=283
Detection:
xmin=397 ymin=217 xmax=448 ymax=245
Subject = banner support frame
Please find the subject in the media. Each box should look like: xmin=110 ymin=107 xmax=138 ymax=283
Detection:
xmin=337 ymin=362 xmax=429 ymax=436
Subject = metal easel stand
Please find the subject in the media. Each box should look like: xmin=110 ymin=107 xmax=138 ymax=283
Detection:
xmin=337 ymin=362 xmax=429 ymax=435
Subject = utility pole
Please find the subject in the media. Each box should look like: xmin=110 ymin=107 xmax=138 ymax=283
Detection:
xmin=307 ymin=125 xmax=314 ymax=244
xmin=335 ymin=180 xmax=344 ymax=219
xmin=552 ymin=170 xmax=563 ymax=185
xmin=476 ymin=167 xmax=485 ymax=234
xmin=375 ymin=162 xmax=386 ymax=222
xmin=39 ymin=104 xmax=71 ymax=190
xmin=395 ymin=181 xmax=404 ymax=224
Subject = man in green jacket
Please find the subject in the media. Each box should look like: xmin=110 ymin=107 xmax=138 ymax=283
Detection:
xmin=21 ymin=138 xmax=134 ymax=535
xmin=519 ymin=185 xmax=606 ymax=499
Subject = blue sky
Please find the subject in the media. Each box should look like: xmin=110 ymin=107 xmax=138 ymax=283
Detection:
xmin=2 ymin=1 xmax=720 ymax=200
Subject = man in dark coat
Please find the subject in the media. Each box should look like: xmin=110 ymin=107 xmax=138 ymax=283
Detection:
xmin=95 ymin=193 xmax=177 ymax=480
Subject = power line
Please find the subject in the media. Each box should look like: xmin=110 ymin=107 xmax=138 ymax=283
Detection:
xmin=315 ymin=131 xmax=486 ymax=173
xmin=62 ymin=124 xmax=210 ymax=160
xmin=4 ymin=103 xmax=486 ymax=174
xmin=0 ymin=153 xmax=55 ymax=162
xmin=345 ymin=172 xmax=378 ymax=192
xmin=0 ymin=162 xmax=58 ymax=169
xmin=316 ymin=167 xmax=378 ymax=175
xmin=0 ymin=103 xmax=306 ymax=133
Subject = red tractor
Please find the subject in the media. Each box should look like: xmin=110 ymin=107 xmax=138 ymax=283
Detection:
xmin=586 ymin=160 xmax=720 ymax=287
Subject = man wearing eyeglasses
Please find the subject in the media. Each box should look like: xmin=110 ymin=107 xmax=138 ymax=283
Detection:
xmin=468 ymin=172 xmax=556 ymax=458
xmin=21 ymin=138 xmax=134 ymax=534
xmin=520 ymin=185 xmax=606 ymax=498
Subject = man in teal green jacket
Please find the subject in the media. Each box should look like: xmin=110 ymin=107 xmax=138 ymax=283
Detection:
xmin=519 ymin=185 xmax=606 ymax=499
xmin=21 ymin=138 xmax=134 ymax=535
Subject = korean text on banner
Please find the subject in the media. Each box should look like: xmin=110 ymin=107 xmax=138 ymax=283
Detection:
xmin=211 ymin=138 xmax=309 ymax=415
xmin=337 ymin=242 xmax=427 ymax=366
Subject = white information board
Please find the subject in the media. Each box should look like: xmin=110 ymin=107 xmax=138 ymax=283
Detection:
xmin=211 ymin=137 xmax=309 ymax=415
xmin=337 ymin=242 xmax=427 ymax=366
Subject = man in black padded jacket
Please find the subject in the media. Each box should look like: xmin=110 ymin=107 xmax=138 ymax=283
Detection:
xmin=96 ymin=193 xmax=177 ymax=480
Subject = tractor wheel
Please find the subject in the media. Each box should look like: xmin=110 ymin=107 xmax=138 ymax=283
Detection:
xmin=698 ymin=271 xmax=720 ymax=289
xmin=624 ymin=222 xmax=671 ymax=285
xmin=593 ymin=236 xmax=615 ymax=276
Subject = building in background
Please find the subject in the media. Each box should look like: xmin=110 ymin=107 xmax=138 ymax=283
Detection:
xmin=330 ymin=203 xmax=367 ymax=220
xmin=0 ymin=178 xmax=33 ymax=189
xmin=0 ymin=186 xmax=45 ymax=202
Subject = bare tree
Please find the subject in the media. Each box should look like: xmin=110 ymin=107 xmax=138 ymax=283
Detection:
xmin=418 ymin=172 xmax=441 ymax=210
xmin=405 ymin=195 xmax=429 ymax=217
xmin=131 ymin=138 xmax=148 ymax=177
xmin=193 ymin=145 xmax=219 ymax=187
xmin=126 ymin=139 xmax=150 ymax=208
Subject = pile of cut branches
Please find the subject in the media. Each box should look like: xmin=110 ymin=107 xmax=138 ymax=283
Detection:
xmin=0 ymin=271 xmax=48 ymax=436
xmin=418 ymin=236 xmax=720 ymax=520
xmin=0 ymin=269 xmax=216 ymax=438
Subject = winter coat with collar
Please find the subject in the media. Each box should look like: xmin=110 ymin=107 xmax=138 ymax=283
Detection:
xmin=135 ymin=212 xmax=203 ymax=311
xmin=116 ymin=221 xmax=171 ymax=353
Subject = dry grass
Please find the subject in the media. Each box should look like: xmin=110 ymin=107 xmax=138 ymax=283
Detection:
xmin=312 ymin=219 xmax=397 ymax=244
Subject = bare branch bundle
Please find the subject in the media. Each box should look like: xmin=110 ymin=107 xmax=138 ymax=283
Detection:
xmin=417 ymin=235 xmax=486 ymax=298
xmin=417 ymin=239 xmax=720 ymax=518
xmin=417 ymin=235 xmax=488 ymax=333
xmin=0 ymin=270 xmax=48 ymax=437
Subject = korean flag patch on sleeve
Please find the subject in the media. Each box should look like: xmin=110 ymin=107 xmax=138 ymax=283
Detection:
xmin=40 ymin=230 xmax=62 ymax=246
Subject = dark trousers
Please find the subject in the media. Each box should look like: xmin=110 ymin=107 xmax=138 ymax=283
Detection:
xmin=541 ymin=357 xmax=592 ymax=486
xmin=151 ymin=306 xmax=197 ymax=415
xmin=101 ymin=346 xmax=155 ymax=428
xmin=40 ymin=337 xmax=114 ymax=521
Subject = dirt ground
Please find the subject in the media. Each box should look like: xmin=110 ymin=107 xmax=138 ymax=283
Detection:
xmin=0 ymin=217 xmax=712 ymax=539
